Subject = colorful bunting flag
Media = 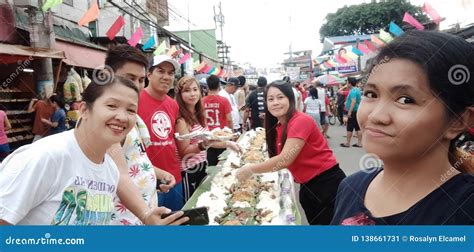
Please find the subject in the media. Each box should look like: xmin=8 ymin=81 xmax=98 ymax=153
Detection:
xmin=217 ymin=69 xmax=225 ymax=77
xmin=207 ymin=66 xmax=216 ymax=74
xmin=153 ymin=41 xmax=167 ymax=56
xmin=370 ymin=35 xmax=385 ymax=47
xmin=42 ymin=0 xmax=62 ymax=12
xmin=201 ymin=65 xmax=211 ymax=73
xmin=106 ymin=16 xmax=125 ymax=40
xmin=211 ymin=67 xmax=220 ymax=75
xmin=78 ymin=2 xmax=100 ymax=26
xmin=389 ymin=21 xmax=404 ymax=37
xmin=172 ymin=48 xmax=182 ymax=58
xmin=357 ymin=44 xmax=370 ymax=54
xmin=142 ymin=36 xmax=156 ymax=50
xmin=351 ymin=47 xmax=363 ymax=56
xmin=195 ymin=62 xmax=206 ymax=71
xmin=128 ymin=27 xmax=144 ymax=47
xmin=403 ymin=12 xmax=425 ymax=30
xmin=178 ymin=53 xmax=191 ymax=64
xmin=379 ymin=29 xmax=394 ymax=43
xmin=167 ymin=45 xmax=177 ymax=57
xmin=364 ymin=40 xmax=377 ymax=51
xmin=422 ymin=2 xmax=442 ymax=24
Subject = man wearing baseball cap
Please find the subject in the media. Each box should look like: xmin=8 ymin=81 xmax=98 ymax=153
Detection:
xmin=219 ymin=77 xmax=242 ymax=133
xmin=138 ymin=54 xmax=184 ymax=211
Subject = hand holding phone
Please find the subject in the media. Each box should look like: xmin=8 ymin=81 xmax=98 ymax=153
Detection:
xmin=161 ymin=207 xmax=209 ymax=225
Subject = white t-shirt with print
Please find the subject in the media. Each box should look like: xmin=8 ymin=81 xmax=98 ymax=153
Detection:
xmin=112 ymin=115 xmax=157 ymax=225
xmin=0 ymin=130 xmax=120 ymax=225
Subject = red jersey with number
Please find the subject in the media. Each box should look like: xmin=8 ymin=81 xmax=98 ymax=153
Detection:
xmin=203 ymin=95 xmax=232 ymax=131
xmin=276 ymin=112 xmax=338 ymax=183
xmin=138 ymin=90 xmax=181 ymax=183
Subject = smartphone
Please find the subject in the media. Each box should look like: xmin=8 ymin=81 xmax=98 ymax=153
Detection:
xmin=161 ymin=207 xmax=209 ymax=225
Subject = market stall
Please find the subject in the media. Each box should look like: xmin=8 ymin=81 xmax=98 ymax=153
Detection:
xmin=183 ymin=128 xmax=301 ymax=225
xmin=0 ymin=43 xmax=65 ymax=151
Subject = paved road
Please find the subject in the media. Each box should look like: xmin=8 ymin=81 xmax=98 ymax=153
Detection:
xmin=296 ymin=123 xmax=366 ymax=225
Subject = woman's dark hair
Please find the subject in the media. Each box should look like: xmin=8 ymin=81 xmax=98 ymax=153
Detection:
xmin=82 ymin=75 xmax=139 ymax=109
xmin=308 ymin=86 xmax=318 ymax=99
xmin=175 ymin=76 xmax=206 ymax=127
xmin=49 ymin=94 xmax=65 ymax=109
xmin=105 ymin=44 xmax=149 ymax=72
xmin=366 ymin=30 xmax=474 ymax=172
xmin=265 ymin=81 xmax=296 ymax=157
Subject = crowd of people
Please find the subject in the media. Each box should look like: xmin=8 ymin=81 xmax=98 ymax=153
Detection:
xmin=0 ymin=30 xmax=472 ymax=225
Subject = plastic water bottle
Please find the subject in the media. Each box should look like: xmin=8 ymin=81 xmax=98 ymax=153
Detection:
xmin=284 ymin=209 xmax=296 ymax=225
xmin=281 ymin=173 xmax=291 ymax=194
xmin=282 ymin=194 xmax=293 ymax=209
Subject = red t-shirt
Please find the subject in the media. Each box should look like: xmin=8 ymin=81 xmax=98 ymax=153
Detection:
xmin=276 ymin=112 xmax=338 ymax=183
xmin=138 ymin=90 xmax=181 ymax=183
xmin=32 ymin=100 xmax=55 ymax=136
xmin=202 ymin=95 xmax=232 ymax=131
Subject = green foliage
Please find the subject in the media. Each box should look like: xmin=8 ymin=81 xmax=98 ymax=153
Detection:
xmin=319 ymin=0 xmax=429 ymax=41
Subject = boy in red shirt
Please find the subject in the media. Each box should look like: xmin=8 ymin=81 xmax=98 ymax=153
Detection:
xmin=202 ymin=75 xmax=232 ymax=165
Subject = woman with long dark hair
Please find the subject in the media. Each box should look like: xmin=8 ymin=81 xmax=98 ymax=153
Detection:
xmin=236 ymin=81 xmax=346 ymax=225
xmin=174 ymin=76 xmax=241 ymax=202
xmin=331 ymin=30 xmax=474 ymax=225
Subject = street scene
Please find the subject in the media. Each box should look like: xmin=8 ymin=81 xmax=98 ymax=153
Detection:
xmin=0 ymin=0 xmax=473 ymax=230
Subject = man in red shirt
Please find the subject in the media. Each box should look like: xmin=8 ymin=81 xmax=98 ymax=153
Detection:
xmin=138 ymin=55 xmax=183 ymax=211
xmin=203 ymin=75 xmax=232 ymax=166
xmin=27 ymin=97 xmax=54 ymax=142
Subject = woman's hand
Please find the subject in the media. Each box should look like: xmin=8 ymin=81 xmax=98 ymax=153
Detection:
xmin=142 ymin=207 xmax=189 ymax=225
xmin=155 ymin=169 xmax=176 ymax=193
xmin=236 ymin=165 xmax=254 ymax=182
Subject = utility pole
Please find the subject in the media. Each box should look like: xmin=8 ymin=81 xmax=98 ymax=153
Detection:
xmin=187 ymin=0 xmax=193 ymax=75
xmin=289 ymin=16 xmax=293 ymax=61
xmin=214 ymin=2 xmax=230 ymax=74
xmin=26 ymin=0 xmax=54 ymax=99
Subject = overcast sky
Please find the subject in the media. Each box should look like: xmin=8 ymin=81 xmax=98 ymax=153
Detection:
xmin=166 ymin=0 xmax=474 ymax=68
